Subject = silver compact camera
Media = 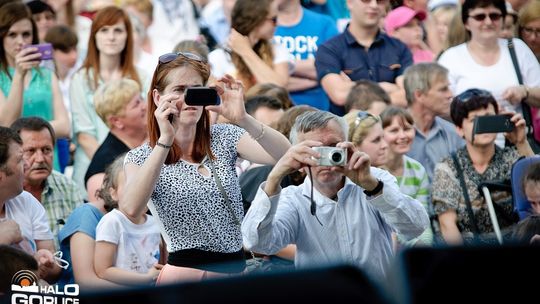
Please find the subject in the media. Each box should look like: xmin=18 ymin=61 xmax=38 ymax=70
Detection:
xmin=312 ymin=147 xmax=347 ymax=167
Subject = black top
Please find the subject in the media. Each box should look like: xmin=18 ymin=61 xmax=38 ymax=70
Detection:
xmin=84 ymin=132 xmax=130 ymax=186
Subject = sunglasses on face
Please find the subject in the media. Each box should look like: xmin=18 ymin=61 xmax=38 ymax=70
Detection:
xmin=455 ymin=88 xmax=492 ymax=103
xmin=468 ymin=12 xmax=503 ymax=22
xmin=158 ymin=51 xmax=206 ymax=65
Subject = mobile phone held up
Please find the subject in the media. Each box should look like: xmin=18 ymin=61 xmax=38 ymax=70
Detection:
xmin=473 ymin=114 xmax=515 ymax=135
xmin=184 ymin=87 xmax=220 ymax=107
xmin=24 ymin=43 xmax=53 ymax=61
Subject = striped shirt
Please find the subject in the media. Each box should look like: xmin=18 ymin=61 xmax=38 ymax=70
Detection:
xmin=41 ymin=170 xmax=84 ymax=248
xmin=396 ymin=155 xmax=433 ymax=246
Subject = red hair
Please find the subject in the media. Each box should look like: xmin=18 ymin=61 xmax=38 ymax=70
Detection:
xmin=82 ymin=6 xmax=140 ymax=89
xmin=147 ymin=56 xmax=213 ymax=164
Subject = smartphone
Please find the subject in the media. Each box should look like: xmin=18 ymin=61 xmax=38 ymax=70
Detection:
xmin=184 ymin=87 xmax=220 ymax=106
xmin=24 ymin=43 xmax=53 ymax=60
xmin=473 ymin=114 xmax=515 ymax=135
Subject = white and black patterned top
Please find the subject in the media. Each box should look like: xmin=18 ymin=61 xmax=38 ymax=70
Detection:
xmin=126 ymin=124 xmax=246 ymax=253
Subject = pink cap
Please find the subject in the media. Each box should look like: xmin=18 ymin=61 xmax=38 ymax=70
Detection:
xmin=384 ymin=6 xmax=426 ymax=36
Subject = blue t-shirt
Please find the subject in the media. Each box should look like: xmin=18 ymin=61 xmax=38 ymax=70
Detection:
xmin=57 ymin=203 xmax=103 ymax=287
xmin=274 ymin=8 xmax=338 ymax=111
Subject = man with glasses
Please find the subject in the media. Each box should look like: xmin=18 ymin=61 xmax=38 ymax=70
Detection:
xmin=315 ymin=0 xmax=413 ymax=115
xmin=242 ymin=110 xmax=429 ymax=282
xmin=11 ymin=117 xmax=83 ymax=248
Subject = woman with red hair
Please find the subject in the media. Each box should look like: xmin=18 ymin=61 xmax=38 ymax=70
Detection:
xmin=122 ymin=52 xmax=290 ymax=284
xmin=70 ymin=6 xmax=148 ymax=191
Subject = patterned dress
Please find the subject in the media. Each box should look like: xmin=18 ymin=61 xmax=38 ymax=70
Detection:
xmin=432 ymin=146 xmax=519 ymax=240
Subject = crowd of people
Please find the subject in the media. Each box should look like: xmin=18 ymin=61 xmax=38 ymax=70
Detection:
xmin=1 ymin=0 xmax=540 ymax=294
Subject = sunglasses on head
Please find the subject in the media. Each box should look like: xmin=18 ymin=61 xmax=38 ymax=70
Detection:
xmin=455 ymin=88 xmax=492 ymax=103
xmin=354 ymin=111 xmax=379 ymax=128
xmin=158 ymin=52 xmax=206 ymax=65
xmin=468 ymin=12 xmax=503 ymax=22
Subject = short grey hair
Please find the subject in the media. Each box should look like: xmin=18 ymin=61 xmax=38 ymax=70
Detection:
xmin=403 ymin=63 xmax=448 ymax=106
xmin=289 ymin=111 xmax=348 ymax=144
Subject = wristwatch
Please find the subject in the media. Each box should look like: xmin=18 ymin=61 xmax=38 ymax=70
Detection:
xmin=363 ymin=179 xmax=384 ymax=196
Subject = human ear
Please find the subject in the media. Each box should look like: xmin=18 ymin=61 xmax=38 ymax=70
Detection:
xmin=152 ymin=89 xmax=161 ymax=107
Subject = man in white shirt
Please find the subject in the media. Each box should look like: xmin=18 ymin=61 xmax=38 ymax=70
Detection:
xmin=241 ymin=111 xmax=429 ymax=281
xmin=0 ymin=127 xmax=61 ymax=283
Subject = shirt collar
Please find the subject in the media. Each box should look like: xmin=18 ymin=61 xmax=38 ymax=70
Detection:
xmin=344 ymin=25 xmax=385 ymax=46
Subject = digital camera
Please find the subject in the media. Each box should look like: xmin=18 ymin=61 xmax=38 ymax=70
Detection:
xmin=312 ymin=147 xmax=347 ymax=167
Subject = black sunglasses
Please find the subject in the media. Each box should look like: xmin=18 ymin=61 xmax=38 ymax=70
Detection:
xmin=468 ymin=12 xmax=503 ymax=22
xmin=455 ymin=88 xmax=492 ymax=103
xmin=158 ymin=52 xmax=206 ymax=65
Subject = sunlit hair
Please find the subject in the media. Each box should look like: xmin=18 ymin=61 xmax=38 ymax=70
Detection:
xmin=0 ymin=2 xmax=39 ymax=78
xmin=82 ymin=6 xmax=140 ymax=90
xmin=289 ymin=111 xmax=347 ymax=145
xmin=380 ymin=106 xmax=414 ymax=129
xmin=231 ymin=0 xmax=274 ymax=89
xmin=147 ymin=54 xmax=212 ymax=164
xmin=96 ymin=154 xmax=126 ymax=212
xmin=344 ymin=110 xmax=380 ymax=145
xmin=518 ymin=0 xmax=540 ymax=38
xmin=94 ymin=78 xmax=141 ymax=128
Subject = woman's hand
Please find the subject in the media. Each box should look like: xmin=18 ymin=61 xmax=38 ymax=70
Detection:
xmin=502 ymin=85 xmax=528 ymax=105
xmin=154 ymin=93 xmax=181 ymax=144
xmin=14 ymin=46 xmax=41 ymax=77
xmin=228 ymin=29 xmax=253 ymax=57
xmin=504 ymin=111 xmax=527 ymax=145
xmin=207 ymin=74 xmax=246 ymax=125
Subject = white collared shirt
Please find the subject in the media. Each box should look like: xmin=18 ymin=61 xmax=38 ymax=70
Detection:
xmin=242 ymin=167 xmax=429 ymax=281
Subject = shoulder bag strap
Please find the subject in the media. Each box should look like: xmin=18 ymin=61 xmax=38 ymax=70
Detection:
xmin=451 ymin=153 xmax=481 ymax=236
xmin=207 ymin=157 xmax=241 ymax=227
xmin=508 ymin=38 xmax=535 ymax=135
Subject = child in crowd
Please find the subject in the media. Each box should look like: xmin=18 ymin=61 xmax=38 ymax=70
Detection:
xmin=523 ymin=162 xmax=540 ymax=215
xmin=380 ymin=106 xmax=433 ymax=246
xmin=94 ymin=156 xmax=162 ymax=286
xmin=385 ymin=6 xmax=434 ymax=63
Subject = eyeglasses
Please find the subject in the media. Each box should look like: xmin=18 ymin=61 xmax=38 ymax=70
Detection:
xmin=53 ymin=251 xmax=70 ymax=270
xmin=158 ymin=52 xmax=206 ymax=65
xmin=468 ymin=12 xmax=503 ymax=22
xmin=455 ymin=88 xmax=492 ymax=103
xmin=354 ymin=111 xmax=379 ymax=128
xmin=266 ymin=16 xmax=278 ymax=25
xmin=522 ymin=27 xmax=540 ymax=37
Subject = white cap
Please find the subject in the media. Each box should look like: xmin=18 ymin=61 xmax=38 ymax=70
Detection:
xmin=428 ymin=0 xmax=459 ymax=11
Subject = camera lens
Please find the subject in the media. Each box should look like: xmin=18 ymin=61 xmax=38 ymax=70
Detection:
xmin=331 ymin=151 xmax=342 ymax=163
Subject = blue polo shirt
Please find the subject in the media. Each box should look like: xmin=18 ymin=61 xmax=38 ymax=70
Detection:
xmin=315 ymin=26 xmax=413 ymax=114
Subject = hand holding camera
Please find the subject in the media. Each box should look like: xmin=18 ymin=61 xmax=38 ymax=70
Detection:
xmin=13 ymin=44 xmax=44 ymax=76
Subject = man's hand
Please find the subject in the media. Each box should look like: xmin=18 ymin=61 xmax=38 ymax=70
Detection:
xmin=265 ymin=140 xmax=322 ymax=196
xmin=337 ymin=142 xmax=379 ymax=191
xmin=35 ymin=249 xmax=61 ymax=282
xmin=0 ymin=219 xmax=23 ymax=245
